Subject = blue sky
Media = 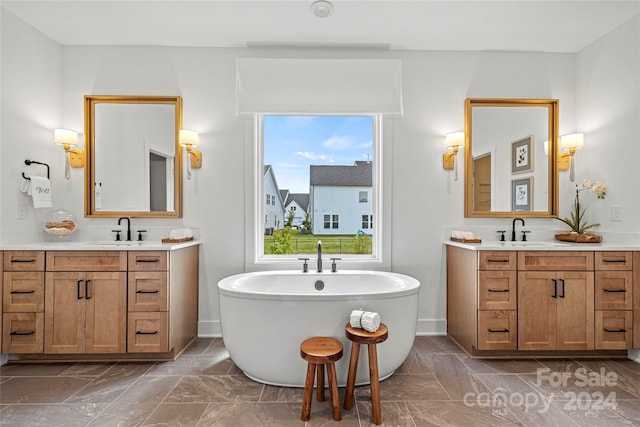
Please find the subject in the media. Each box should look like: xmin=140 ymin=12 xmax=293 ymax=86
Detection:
xmin=264 ymin=115 xmax=373 ymax=193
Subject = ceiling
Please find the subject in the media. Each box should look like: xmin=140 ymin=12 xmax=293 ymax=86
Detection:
xmin=2 ymin=0 xmax=639 ymax=52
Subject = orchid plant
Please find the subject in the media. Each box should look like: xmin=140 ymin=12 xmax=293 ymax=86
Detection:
xmin=556 ymin=179 xmax=607 ymax=234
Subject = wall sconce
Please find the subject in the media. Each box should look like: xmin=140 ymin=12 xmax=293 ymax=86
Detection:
xmin=54 ymin=128 xmax=83 ymax=179
xmin=443 ymin=131 xmax=465 ymax=181
xmin=559 ymin=133 xmax=584 ymax=182
xmin=179 ymin=129 xmax=202 ymax=180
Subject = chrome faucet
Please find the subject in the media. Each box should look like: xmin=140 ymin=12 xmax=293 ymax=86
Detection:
xmin=317 ymin=240 xmax=322 ymax=273
xmin=511 ymin=218 xmax=525 ymax=241
xmin=118 ymin=217 xmax=132 ymax=241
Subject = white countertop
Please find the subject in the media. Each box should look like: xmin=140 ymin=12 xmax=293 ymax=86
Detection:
xmin=445 ymin=238 xmax=640 ymax=251
xmin=0 ymin=240 xmax=201 ymax=251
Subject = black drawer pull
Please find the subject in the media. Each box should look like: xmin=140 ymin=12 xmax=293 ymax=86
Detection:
xmin=604 ymin=328 xmax=626 ymax=333
xmin=136 ymin=259 xmax=160 ymax=263
xmin=10 ymin=331 xmax=34 ymax=336
xmin=136 ymin=331 xmax=158 ymax=335
xmin=10 ymin=259 xmax=35 ymax=263
xmin=488 ymin=329 xmax=509 ymax=333
xmin=487 ymin=259 xmax=509 ymax=263
xmin=136 ymin=290 xmax=159 ymax=294
xmin=603 ymin=289 xmax=626 ymax=293
xmin=10 ymin=290 xmax=35 ymax=294
xmin=488 ymin=289 xmax=509 ymax=293
xmin=603 ymin=259 xmax=627 ymax=263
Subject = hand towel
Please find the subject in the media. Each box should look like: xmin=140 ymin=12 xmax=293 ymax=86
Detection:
xmin=169 ymin=228 xmax=193 ymax=239
xmin=350 ymin=309 xmax=365 ymax=328
xmin=361 ymin=311 xmax=381 ymax=333
xmin=452 ymin=230 xmax=475 ymax=240
xmin=29 ymin=176 xmax=52 ymax=208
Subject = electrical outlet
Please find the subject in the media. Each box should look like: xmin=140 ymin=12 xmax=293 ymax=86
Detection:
xmin=16 ymin=206 xmax=26 ymax=219
xmin=611 ymin=205 xmax=622 ymax=222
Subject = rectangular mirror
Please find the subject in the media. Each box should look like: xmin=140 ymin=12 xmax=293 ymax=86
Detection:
xmin=84 ymin=95 xmax=183 ymax=218
xmin=464 ymin=98 xmax=558 ymax=218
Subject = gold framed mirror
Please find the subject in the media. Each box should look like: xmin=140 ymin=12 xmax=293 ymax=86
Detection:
xmin=464 ymin=98 xmax=558 ymax=218
xmin=84 ymin=95 xmax=183 ymax=218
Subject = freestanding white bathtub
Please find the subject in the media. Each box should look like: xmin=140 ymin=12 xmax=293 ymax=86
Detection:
xmin=218 ymin=270 xmax=420 ymax=387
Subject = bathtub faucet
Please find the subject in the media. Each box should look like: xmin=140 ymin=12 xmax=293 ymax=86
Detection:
xmin=317 ymin=240 xmax=322 ymax=273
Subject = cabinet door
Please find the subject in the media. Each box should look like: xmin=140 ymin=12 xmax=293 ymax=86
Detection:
xmin=556 ymin=272 xmax=594 ymax=350
xmin=518 ymin=272 xmax=556 ymax=350
xmin=85 ymin=272 xmax=127 ymax=353
xmin=45 ymin=272 xmax=85 ymax=353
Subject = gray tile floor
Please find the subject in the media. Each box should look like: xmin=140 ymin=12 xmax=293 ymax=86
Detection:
xmin=1 ymin=336 xmax=640 ymax=426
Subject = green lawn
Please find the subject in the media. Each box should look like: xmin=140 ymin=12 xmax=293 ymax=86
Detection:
xmin=264 ymin=230 xmax=372 ymax=254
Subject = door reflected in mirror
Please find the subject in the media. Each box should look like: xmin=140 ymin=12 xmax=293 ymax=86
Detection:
xmin=84 ymin=95 xmax=183 ymax=218
xmin=464 ymin=98 xmax=558 ymax=218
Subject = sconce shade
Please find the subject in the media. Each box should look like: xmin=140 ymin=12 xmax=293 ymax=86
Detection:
xmin=54 ymin=129 xmax=78 ymax=148
xmin=179 ymin=129 xmax=200 ymax=148
xmin=560 ymin=133 xmax=584 ymax=150
xmin=445 ymin=131 xmax=465 ymax=148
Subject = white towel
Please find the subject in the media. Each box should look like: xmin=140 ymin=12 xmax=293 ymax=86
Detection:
xmin=452 ymin=230 xmax=475 ymax=240
xmin=361 ymin=312 xmax=381 ymax=333
xmin=350 ymin=309 xmax=365 ymax=328
xmin=28 ymin=176 xmax=52 ymax=208
xmin=169 ymin=228 xmax=193 ymax=239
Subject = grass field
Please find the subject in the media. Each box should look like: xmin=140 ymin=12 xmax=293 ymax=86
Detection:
xmin=264 ymin=230 xmax=372 ymax=254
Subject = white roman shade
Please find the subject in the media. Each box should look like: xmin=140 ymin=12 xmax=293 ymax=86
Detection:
xmin=235 ymin=58 xmax=403 ymax=115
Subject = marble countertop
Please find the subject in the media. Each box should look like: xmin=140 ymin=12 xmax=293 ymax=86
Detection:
xmin=0 ymin=240 xmax=201 ymax=251
xmin=445 ymin=238 xmax=640 ymax=251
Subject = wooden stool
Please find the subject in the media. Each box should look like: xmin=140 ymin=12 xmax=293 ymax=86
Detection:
xmin=343 ymin=322 xmax=389 ymax=425
xmin=300 ymin=336 xmax=343 ymax=421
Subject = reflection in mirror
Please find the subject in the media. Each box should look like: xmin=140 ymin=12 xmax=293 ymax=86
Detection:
xmin=464 ymin=98 xmax=558 ymax=218
xmin=84 ymin=96 xmax=183 ymax=218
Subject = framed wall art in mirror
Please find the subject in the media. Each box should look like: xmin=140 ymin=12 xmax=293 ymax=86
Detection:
xmin=84 ymin=95 xmax=183 ymax=218
xmin=464 ymin=98 xmax=558 ymax=218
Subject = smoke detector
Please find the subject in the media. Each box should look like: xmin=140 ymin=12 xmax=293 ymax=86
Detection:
xmin=310 ymin=0 xmax=334 ymax=18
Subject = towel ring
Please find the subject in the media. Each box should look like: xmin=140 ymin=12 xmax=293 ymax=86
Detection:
xmin=22 ymin=159 xmax=50 ymax=180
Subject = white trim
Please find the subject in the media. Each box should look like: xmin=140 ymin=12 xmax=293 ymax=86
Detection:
xmin=198 ymin=320 xmax=222 ymax=338
xmin=415 ymin=318 xmax=447 ymax=336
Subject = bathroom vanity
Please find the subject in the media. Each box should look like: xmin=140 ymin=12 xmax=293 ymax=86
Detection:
xmin=0 ymin=241 xmax=199 ymax=362
xmin=446 ymin=241 xmax=638 ymax=358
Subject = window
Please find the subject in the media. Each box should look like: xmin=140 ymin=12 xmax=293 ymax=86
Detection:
xmin=258 ymin=114 xmax=382 ymax=259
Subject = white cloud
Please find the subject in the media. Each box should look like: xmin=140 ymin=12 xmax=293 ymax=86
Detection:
xmin=356 ymin=140 xmax=373 ymax=149
xmin=296 ymin=151 xmax=330 ymax=161
xmin=322 ymin=136 xmax=353 ymax=150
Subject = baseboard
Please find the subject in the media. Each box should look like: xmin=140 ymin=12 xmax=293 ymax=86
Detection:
xmin=415 ymin=318 xmax=446 ymax=336
xmin=628 ymin=349 xmax=640 ymax=362
xmin=198 ymin=320 xmax=222 ymax=338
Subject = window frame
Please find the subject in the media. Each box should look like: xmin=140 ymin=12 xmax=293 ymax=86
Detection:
xmin=246 ymin=113 xmax=389 ymax=269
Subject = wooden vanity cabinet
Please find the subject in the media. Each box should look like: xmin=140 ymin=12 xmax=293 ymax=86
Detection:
xmin=45 ymin=252 xmax=127 ymax=354
xmin=2 ymin=251 xmax=45 ymax=353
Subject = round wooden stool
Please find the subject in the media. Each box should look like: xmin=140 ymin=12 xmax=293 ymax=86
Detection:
xmin=300 ymin=336 xmax=343 ymax=421
xmin=343 ymin=322 xmax=389 ymax=425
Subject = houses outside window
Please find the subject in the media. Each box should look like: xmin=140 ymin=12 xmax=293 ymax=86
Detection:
xmin=359 ymin=191 xmax=368 ymax=203
xmin=362 ymin=215 xmax=373 ymax=229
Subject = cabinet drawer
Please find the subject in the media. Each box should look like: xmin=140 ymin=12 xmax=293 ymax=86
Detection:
xmin=128 ymin=312 xmax=169 ymax=353
xmin=595 ymin=271 xmax=633 ymax=310
xmin=46 ymin=251 xmax=127 ymax=271
xmin=479 ymin=251 xmax=516 ymax=271
xmin=477 ymin=310 xmax=517 ymax=350
xmin=2 ymin=313 xmax=44 ymax=353
xmin=128 ymin=252 xmax=168 ymax=271
xmin=128 ymin=272 xmax=169 ymax=311
xmin=518 ymin=251 xmax=594 ymax=271
xmin=3 ymin=272 xmax=45 ymax=312
xmin=595 ymin=252 xmax=632 ymax=270
xmin=595 ymin=311 xmax=632 ymax=350
xmin=478 ymin=271 xmax=516 ymax=310
xmin=3 ymin=251 xmax=45 ymax=271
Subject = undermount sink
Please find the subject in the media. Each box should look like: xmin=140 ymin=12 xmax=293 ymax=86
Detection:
xmin=69 ymin=241 xmax=158 ymax=247
xmin=490 ymin=241 xmax=570 ymax=248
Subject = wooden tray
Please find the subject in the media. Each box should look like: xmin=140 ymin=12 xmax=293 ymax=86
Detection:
xmin=161 ymin=237 xmax=194 ymax=243
xmin=451 ymin=237 xmax=482 ymax=244
xmin=554 ymin=233 xmax=602 ymax=243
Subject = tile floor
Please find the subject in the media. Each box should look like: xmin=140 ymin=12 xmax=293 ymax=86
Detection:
xmin=1 ymin=336 xmax=640 ymax=426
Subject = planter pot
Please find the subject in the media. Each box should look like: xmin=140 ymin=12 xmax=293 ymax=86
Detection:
xmin=554 ymin=232 xmax=602 ymax=243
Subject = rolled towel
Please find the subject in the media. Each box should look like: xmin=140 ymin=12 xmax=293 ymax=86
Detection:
xmin=451 ymin=230 xmax=475 ymax=240
xmin=350 ymin=309 xmax=365 ymax=328
xmin=361 ymin=311 xmax=381 ymax=333
xmin=169 ymin=228 xmax=193 ymax=239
